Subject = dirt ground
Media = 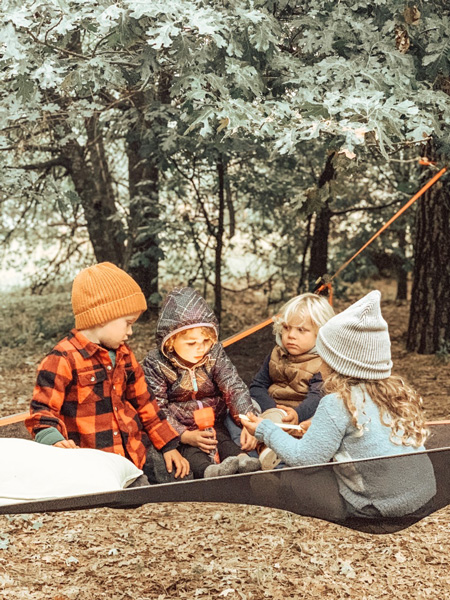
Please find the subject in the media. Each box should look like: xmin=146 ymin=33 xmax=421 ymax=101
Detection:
xmin=1 ymin=288 xmax=450 ymax=599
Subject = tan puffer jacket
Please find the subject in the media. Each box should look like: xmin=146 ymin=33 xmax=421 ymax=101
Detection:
xmin=268 ymin=346 xmax=323 ymax=409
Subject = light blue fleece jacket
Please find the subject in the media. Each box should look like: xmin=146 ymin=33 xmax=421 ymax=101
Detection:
xmin=255 ymin=385 xmax=436 ymax=517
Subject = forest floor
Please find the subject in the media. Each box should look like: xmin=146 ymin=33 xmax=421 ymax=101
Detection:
xmin=0 ymin=281 xmax=449 ymax=599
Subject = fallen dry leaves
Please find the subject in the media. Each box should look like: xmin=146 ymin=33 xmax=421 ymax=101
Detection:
xmin=1 ymin=503 xmax=449 ymax=599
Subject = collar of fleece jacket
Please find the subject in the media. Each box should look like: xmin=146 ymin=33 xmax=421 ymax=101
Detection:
xmin=156 ymin=287 xmax=219 ymax=353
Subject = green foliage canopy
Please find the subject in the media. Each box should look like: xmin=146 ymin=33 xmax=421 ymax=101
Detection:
xmin=1 ymin=1 xmax=449 ymax=157
xmin=0 ymin=0 xmax=449 ymax=294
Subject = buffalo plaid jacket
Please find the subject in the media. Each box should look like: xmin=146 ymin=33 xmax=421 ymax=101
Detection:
xmin=26 ymin=329 xmax=179 ymax=469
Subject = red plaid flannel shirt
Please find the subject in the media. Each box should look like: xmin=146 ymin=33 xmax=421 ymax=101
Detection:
xmin=26 ymin=329 xmax=179 ymax=468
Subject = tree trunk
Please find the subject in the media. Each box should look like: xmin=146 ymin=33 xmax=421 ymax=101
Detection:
xmin=407 ymin=167 xmax=450 ymax=353
xmin=126 ymin=135 xmax=160 ymax=308
xmin=125 ymin=75 xmax=173 ymax=308
xmin=307 ymin=152 xmax=336 ymax=287
xmin=215 ymin=159 xmax=226 ymax=322
xmin=63 ymin=116 xmax=126 ymax=265
xmin=59 ymin=33 xmax=126 ymax=266
xmin=308 ymin=201 xmax=332 ymax=285
xmin=297 ymin=214 xmax=313 ymax=294
xmin=395 ymin=227 xmax=408 ymax=302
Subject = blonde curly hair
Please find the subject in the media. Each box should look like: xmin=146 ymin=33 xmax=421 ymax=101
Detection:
xmin=322 ymin=372 xmax=429 ymax=447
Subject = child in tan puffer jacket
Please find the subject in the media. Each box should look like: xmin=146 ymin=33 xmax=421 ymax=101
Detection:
xmin=250 ymin=293 xmax=335 ymax=430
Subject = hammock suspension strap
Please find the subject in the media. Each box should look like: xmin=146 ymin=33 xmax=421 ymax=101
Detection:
xmin=314 ymin=162 xmax=448 ymax=302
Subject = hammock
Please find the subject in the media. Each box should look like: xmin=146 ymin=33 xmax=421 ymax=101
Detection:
xmin=1 ymin=416 xmax=449 ymax=534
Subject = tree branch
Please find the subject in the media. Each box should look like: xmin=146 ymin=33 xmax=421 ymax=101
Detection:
xmin=0 ymin=144 xmax=60 ymax=153
xmin=331 ymin=196 xmax=403 ymax=217
xmin=25 ymin=28 xmax=88 ymax=60
xmin=171 ymin=158 xmax=216 ymax=237
xmin=5 ymin=157 xmax=70 ymax=171
xmin=0 ymin=198 xmax=36 ymax=245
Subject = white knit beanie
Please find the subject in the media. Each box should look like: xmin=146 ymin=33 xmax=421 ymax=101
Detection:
xmin=316 ymin=290 xmax=392 ymax=379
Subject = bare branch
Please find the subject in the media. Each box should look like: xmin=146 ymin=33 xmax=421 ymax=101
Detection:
xmin=92 ymin=30 xmax=116 ymax=57
xmin=30 ymin=239 xmax=90 ymax=294
xmin=0 ymin=144 xmax=60 ymax=153
xmin=171 ymin=158 xmax=216 ymax=237
xmin=5 ymin=157 xmax=69 ymax=171
xmin=0 ymin=198 xmax=36 ymax=245
xmin=25 ymin=28 xmax=88 ymax=60
xmin=44 ymin=13 xmax=64 ymax=45
xmin=332 ymin=196 xmax=403 ymax=217
xmin=224 ymin=163 xmax=235 ymax=239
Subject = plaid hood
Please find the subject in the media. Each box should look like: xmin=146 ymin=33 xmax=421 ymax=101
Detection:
xmin=156 ymin=287 xmax=219 ymax=353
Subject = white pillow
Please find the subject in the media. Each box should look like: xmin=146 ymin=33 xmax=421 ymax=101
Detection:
xmin=0 ymin=438 xmax=143 ymax=506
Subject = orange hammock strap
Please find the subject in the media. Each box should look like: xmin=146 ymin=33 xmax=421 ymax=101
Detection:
xmin=313 ymin=280 xmax=333 ymax=305
xmin=0 ymin=411 xmax=28 ymax=426
xmin=222 ymin=317 xmax=274 ymax=347
xmin=331 ymin=165 xmax=448 ymax=282
xmin=314 ymin=164 xmax=448 ymax=304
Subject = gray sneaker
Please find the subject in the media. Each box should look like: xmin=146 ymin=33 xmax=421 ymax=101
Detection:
xmin=237 ymin=454 xmax=261 ymax=473
xmin=204 ymin=456 xmax=240 ymax=478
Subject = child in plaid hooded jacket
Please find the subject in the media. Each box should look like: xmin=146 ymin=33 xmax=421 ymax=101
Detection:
xmin=143 ymin=287 xmax=261 ymax=479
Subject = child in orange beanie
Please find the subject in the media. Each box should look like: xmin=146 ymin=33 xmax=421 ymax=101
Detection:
xmin=26 ymin=262 xmax=190 ymax=484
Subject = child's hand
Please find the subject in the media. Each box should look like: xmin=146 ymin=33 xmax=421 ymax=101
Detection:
xmin=163 ymin=449 xmax=190 ymax=479
xmin=53 ymin=439 xmax=78 ymax=449
xmin=240 ymin=426 xmax=257 ymax=451
xmin=276 ymin=405 xmax=299 ymax=425
xmin=241 ymin=413 xmax=263 ymax=437
xmin=289 ymin=419 xmax=312 ymax=439
xmin=300 ymin=419 xmax=311 ymax=433
xmin=181 ymin=429 xmax=217 ymax=453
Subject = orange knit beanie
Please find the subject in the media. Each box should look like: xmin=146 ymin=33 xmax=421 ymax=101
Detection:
xmin=71 ymin=262 xmax=147 ymax=329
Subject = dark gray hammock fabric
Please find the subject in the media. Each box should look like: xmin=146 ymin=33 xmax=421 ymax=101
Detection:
xmin=1 ymin=441 xmax=449 ymax=535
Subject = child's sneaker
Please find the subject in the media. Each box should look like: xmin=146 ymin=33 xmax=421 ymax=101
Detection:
xmin=237 ymin=454 xmax=261 ymax=473
xmin=204 ymin=456 xmax=239 ymax=478
xmin=258 ymin=447 xmax=282 ymax=471
xmin=256 ymin=408 xmax=286 ymax=470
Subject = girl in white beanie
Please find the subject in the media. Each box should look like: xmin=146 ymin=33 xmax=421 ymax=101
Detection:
xmin=243 ymin=291 xmax=436 ymax=518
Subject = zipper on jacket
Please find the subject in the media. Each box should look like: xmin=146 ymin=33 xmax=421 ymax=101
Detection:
xmin=189 ymin=368 xmax=199 ymax=401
